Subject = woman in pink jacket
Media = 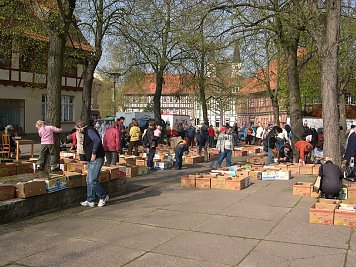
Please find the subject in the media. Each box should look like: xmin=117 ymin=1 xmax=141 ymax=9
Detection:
xmin=35 ymin=120 xmax=62 ymax=171
xmin=103 ymin=124 xmax=120 ymax=165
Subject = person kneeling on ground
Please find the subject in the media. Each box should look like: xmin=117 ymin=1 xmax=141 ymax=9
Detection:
xmin=294 ymin=136 xmax=313 ymax=164
xmin=76 ymin=120 xmax=109 ymax=208
xmin=278 ymin=143 xmax=293 ymax=163
xmin=175 ymin=140 xmax=189 ymax=170
xmin=318 ymin=157 xmax=343 ymax=199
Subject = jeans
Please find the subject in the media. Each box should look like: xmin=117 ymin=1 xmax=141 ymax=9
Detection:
xmin=37 ymin=144 xmax=59 ymax=170
xmin=147 ymin=147 xmax=156 ymax=169
xmin=267 ymin=147 xmax=274 ymax=164
xmin=214 ymin=149 xmax=232 ymax=168
xmin=245 ymin=135 xmax=253 ymax=145
xmin=128 ymin=140 xmax=139 ymax=156
xmin=208 ymin=136 xmax=214 ymax=147
xmin=276 ymin=138 xmax=284 ymax=151
xmin=198 ymin=143 xmax=208 ymax=161
xmin=86 ymin=157 xmax=107 ymax=202
xmin=105 ymin=151 xmax=118 ymax=165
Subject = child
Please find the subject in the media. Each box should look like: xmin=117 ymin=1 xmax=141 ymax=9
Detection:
xmin=153 ymin=125 xmax=162 ymax=147
xmin=35 ymin=120 xmax=62 ymax=172
xmin=175 ymin=140 xmax=189 ymax=170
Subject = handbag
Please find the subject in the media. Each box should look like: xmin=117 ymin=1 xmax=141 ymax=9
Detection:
xmin=344 ymin=157 xmax=356 ymax=181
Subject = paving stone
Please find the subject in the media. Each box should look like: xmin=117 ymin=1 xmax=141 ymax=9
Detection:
xmin=126 ymin=252 xmax=228 ymax=267
xmin=220 ymin=202 xmax=291 ymax=221
xmin=239 ymin=191 xmax=301 ymax=208
xmin=90 ymin=222 xmax=184 ymax=251
xmin=153 ymin=231 xmax=258 ymax=265
xmin=266 ymin=204 xmax=351 ymax=249
xmin=17 ymin=239 xmax=145 ymax=267
xmin=0 ymin=231 xmax=71 ymax=262
xmin=346 ymin=249 xmax=356 ymax=267
xmin=238 ymin=240 xmax=346 ymax=267
xmin=194 ymin=214 xmax=277 ymax=239
xmin=348 ymin=226 xmax=356 ymax=250
xmin=129 ymin=209 xmax=212 ymax=230
xmin=25 ymin=216 xmax=121 ymax=237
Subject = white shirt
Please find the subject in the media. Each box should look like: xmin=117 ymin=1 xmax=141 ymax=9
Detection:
xmin=256 ymin=126 xmax=264 ymax=139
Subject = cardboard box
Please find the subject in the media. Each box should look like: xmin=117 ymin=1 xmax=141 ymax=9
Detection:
xmin=189 ymin=174 xmax=203 ymax=178
xmin=225 ymin=177 xmax=246 ymax=191
xmin=348 ymin=184 xmax=356 ymax=201
xmin=235 ymin=170 xmax=250 ymax=179
xmin=184 ymin=156 xmax=204 ymax=164
xmin=211 ymin=177 xmax=227 ymax=189
xmin=195 ymin=177 xmax=211 ymax=188
xmin=98 ymin=169 xmax=110 ymax=183
xmin=0 ymin=184 xmax=15 ymax=201
xmin=125 ymin=165 xmax=139 ymax=177
xmin=66 ymin=161 xmax=87 ymax=173
xmin=35 ymin=175 xmax=68 ymax=193
xmin=64 ymin=171 xmax=83 ymax=188
xmin=293 ymin=182 xmax=313 ymax=197
xmin=275 ymin=170 xmax=291 ymax=180
xmin=137 ymin=166 xmax=149 ymax=175
xmin=309 ymin=201 xmax=338 ymax=225
xmin=312 ymin=165 xmax=320 ymax=175
xmin=154 ymin=161 xmax=173 ymax=170
xmin=135 ymin=159 xmax=147 ymax=166
xmin=262 ymin=171 xmax=276 ymax=180
xmin=233 ymin=150 xmax=248 ymax=157
xmin=288 ymin=165 xmax=300 ymax=175
xmin=16 ymin=162 xmax=34 ymax=174
xmin=300 ymin=164 xmax=314 ymax=175
xmin=334 ymin=201 xmax=356 ymax=227
xmin=60 ymin=151 xmax=76 ymax=159
xmin=0 ymin=163 xmax=17 ymax=177
xmin=102 ymin=166 xmax=125 ymax=180
xmin=181 ymin=176 xmax=196 ymax=188
xmin=16 ymin=180 xmax=47 ymax=198
xmin=249 ymin=170 xmax=262 ymax=180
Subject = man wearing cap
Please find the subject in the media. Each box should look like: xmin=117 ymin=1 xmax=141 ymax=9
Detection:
xmin=318 ymin=157 xmax=343 ymax=199
xmin=214 ymin=127 xmax=233 ymax=168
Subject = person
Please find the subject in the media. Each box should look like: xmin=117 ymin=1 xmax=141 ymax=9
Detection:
xmin=198 ymin=124 xmax=209 ymax=162
xmin=214 ymin=127 xmax=233 ymax=168
xmin=208 ymin=125 xmax=215 ymax=148
xmin=345 ymin=125 xmax=356 ymax=153
xmin=263 ymin=126 xmax=280 ymax=164
xmin=186 ymin=124 xmax=196 ymax=147
xmin=174 ymin=140 xmax=189 ymax=169
xmin=99 ymin=120 xmax=109 ymax=138
xmin=344 ymin=127 xmax=356 ymax=166
xmin=117 ymin=117 xmax=125 ymax=153
xmin=255 ymin=124 xmax=264 ymax=145
xmin=244 ymin=126 xmax=255 ymax=145
xmin=302 ymin=124 xmax=313 ymax=141
xmin=318 ymin=157 xmax=343 ymax=199
xmin=128 ymin=120 xmax=141 ymax=156
xmin=128 ymin=118 xmax=137 ymax=131
xmin=142 ymin=121 xmax=157 ymax=170
xmin=69 ymin=128 xmax=77 ymax=150
xmin=76 ymin=120 xmax=109 ymax=208
xmin=103 ymin=123 xmax=120 ymax=165
xmin=294 ymin=136 xmax=313 ymax=164
xmin=35 ymin=120 xmax=62 ymax=172
xmin=278 ymin=143 xmax=293 ymax=163
xmin=154 ymin=125 xmax=162 ymax=146
xmin=76 ymin=129 xmax=86 ymax=161
xmin=177 ymin=122 xmax=184 ymax=138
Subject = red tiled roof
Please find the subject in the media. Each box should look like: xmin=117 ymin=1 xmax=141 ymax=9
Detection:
xmin=124 ymin=73 xmax=197 ymax=95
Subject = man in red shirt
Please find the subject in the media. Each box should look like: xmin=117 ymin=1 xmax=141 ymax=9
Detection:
xmin=208 ymin=125 xmax=215 ymax=148
xmin=116 ymin=116 xmax=125 ymax=153
xmin=294 ymin=136 xmax=313 ymax=164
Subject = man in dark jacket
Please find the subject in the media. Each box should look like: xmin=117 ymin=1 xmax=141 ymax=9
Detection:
xmin=76 ymin=120 xmax=109 ymax=208
xmin=278 ymin=143 xmax=293 ymax=163
xmin=142 ymin=121 xmax=157 ymax=170
xmin=319 ymin=157 xmax=343 ymax=199
xmin=185 ymin=125 xmax=196 ymax=147
xmin=344 ymin=130 xmax=356 ymax=166
xmin=175 ymin=140 xmax=189 ymax=169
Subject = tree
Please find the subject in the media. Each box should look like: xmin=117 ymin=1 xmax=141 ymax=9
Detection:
xmin=306 ymin=0 xmax=341 ymax=165
xmin=76 ymin=0 xmax=124 ymax=123
xmin=114 ymin=0 xmax=187 ymax=124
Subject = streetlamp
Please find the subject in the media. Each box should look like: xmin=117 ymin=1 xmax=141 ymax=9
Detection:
xmin=108 ymin=72 xmax=121 ymax=117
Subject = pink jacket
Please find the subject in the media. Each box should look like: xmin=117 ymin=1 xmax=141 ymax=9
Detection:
xmin=103 ymin=126 xmax=120 ymax=152
xmin=38 ymin=125 xmax=62 ymax=145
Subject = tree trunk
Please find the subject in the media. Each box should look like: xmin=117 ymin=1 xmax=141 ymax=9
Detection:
xmin=81 ymin=59 xmax=98 ymax=124
xmin=272 ymin=98 xmax=280 ymax=126
xmin=318 ymin=0 xmax=341 ymax=166
xmin=199 ymin=54 xmax=208 ymax=123
xmin=154 ymin=70 xmax=164 ymax=124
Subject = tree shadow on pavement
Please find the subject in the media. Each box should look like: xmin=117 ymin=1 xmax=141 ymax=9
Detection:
xmin=107 ymin=189 xmax=162 ymax=206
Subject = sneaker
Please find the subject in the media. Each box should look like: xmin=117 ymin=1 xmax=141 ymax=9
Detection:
xmin=98 ymin=195 xmax=109 ymax=207
xmin=80 ymin=201 xmax=95 ymax=207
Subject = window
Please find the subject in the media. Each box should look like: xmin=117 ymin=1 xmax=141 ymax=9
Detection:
xmin=0 ymin=99 xmax=25 ymax=130
xmin=42 ymin=94 xmax=74 ymax=122
xmin=347 ymin=95 xmax=356 ymax=105
xmin=0 ymin=41 xmax=11 ymax=69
